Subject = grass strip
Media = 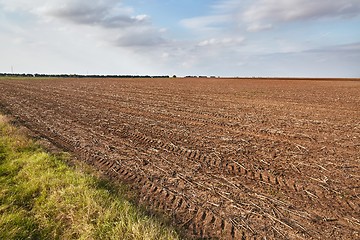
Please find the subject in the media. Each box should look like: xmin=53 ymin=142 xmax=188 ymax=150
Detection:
xmin=0 ymin=115 xmax=180 ymax=240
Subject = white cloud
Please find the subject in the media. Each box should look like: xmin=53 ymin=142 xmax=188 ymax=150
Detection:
xmin=180 ymin=15 xmax=230 ymax=30
xmin=0 ymin=0 xmax=172 ymax=75
xmin=312 ymin=41 xmax=360 ymax=52
xmin=246 ymin=23 xmax=272 ymax=32
xmin=0 ymin=0 xmax=167 ymax=47
xmin=114 ymin=27 xmax=167 ymax=47
xmin=185 ymin=0 xmax=360 ymax=33
xmin=243 ymin=0 xmax=360 ymax=23
xmin=197 ymin=37 xmax=244 ymax=47
xmin=216 ymin=0 xmax=360 ymax=31
xmin=39 ymin=1 xmax=147 ymax=28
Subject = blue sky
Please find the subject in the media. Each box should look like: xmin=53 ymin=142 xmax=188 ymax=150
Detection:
xmin=0 ymin=0 xmax=359 ymax=77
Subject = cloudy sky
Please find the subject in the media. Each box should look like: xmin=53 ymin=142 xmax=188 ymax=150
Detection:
xmin=0 ymin=0 xmax=359 ymax=77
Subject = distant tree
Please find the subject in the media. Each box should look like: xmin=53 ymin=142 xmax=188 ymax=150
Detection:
xmin=173 ymin=75 xmax=177 ymax=78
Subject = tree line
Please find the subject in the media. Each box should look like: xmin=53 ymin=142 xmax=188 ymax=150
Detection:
xmin=0 ymin=73 xmax=171 ymax=78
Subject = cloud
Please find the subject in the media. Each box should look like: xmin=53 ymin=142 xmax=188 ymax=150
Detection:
xmin=246 ymin=23 xmax=272 ymax=32
xmin=230 ymin=0 xmax=360 ymax=31
xmin=0 ymin=0 xmax=167 ymax=47
xmin=310 ymin=41 xmax=360 ymax=53
xmin=197 ymin=37 xmax=244 ymax=47
xmin=114 ymin=27 xmax=167 ymax=47
xmin=180 ymin=15 xmax=230 ymax=31
xmin=40 ymin=0 xmax=149 ymax=29
xmin=244 ymin=0 xmax=360 ymax=22
xmin=186 ymin=0 xmax=360 ymax=32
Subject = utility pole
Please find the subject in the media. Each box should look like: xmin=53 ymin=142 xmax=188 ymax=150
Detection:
xmin=11 ymin=66 xmax=14 ymax=74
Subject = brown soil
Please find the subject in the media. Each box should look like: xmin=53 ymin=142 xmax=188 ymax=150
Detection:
xmin=0 ymin=77 xmax=359 ymax=239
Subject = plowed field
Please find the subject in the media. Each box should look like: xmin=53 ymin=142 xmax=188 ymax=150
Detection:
xmin=0 ymin=77 xmax=359 ymax=239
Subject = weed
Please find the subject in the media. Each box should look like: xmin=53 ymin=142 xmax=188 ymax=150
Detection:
xmin=0 ymin=116 xmax=180 ymax=240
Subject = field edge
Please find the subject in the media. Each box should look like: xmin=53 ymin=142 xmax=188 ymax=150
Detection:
xmin=0 ymin=113 xmax=182 ymax=240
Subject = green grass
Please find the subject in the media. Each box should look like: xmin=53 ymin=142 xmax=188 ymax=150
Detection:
xmin=0 ymin=115 xmax=180 ymax=240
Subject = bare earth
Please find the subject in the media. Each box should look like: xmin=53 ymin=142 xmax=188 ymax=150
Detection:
xmin=0 ymin=77 xmax=359 ymax=239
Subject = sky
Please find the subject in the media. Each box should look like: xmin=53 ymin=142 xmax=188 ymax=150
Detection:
xmin=0 ymin=0 xmax=360 ymax=77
